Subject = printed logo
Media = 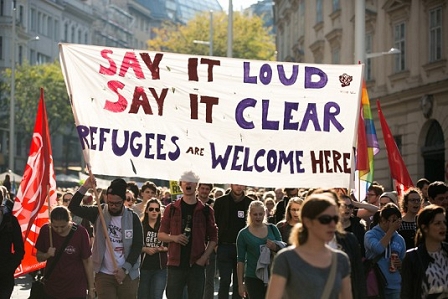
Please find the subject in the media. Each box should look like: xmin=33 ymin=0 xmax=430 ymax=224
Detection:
xmin=238 ymin=211 xmax=245 ymax=218
xmin=125 ymin=229 xmax=133 ymax=239
xmin=339 ymin=73 xmax=353 ymax=87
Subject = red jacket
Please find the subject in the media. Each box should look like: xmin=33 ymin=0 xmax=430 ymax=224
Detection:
xmin=159 ymin=198 xmax=218 ymax=266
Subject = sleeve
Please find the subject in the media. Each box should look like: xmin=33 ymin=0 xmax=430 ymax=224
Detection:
xmin=77 ymin=225 xmax=92 ymax=259
xmin=35 ymin=224 xmax=50 ymax=253
xmin=159 ymin=204 xmax=172 ymax=234
xmin=269 ymin=224 xmax=282 ymax=241
xmin=364 ymin=230 xmax=385 ymax=257
xmin=338 ymin=251 xmax=351 ymax=278
xmin=271 ymin=250 xmax=290 ymax=278
xmin=206 ymin=206 xmax=218 ymax=243
xmin=124 ymin=212 xmax=144 ymax=269
xmin=11 ymin=216 xmax=25 ymax=269
xmin=236 ymin=229 xmax=247 ymax=263
xmin=68 ymin=186 xmax=99 ymax=224
xmin=213 ymin=198 xmax=222 ymax=228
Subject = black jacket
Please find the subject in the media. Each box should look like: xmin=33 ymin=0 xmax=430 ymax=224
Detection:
xmin=336 ymin=231 xmax=368 ymax=299
xmin=401 ymin=242 xmax=448 ymax=299
xmin=0 ymin=213 xmax=24 ymax=276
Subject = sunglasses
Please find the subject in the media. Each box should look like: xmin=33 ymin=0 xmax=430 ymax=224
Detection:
xmin=148 ymin=207 xmax=160 ymax=212
xmin=316 ymin=215 xmax=339 ymax=224
xmin=126 ymin=197 xmax=133 ymax=202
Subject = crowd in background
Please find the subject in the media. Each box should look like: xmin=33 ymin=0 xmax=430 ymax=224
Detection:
xmin=0 ymin=173 xmax=447 ymax=299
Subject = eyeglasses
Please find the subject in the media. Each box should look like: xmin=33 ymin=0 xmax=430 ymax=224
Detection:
xmin=316 ymin=215 xmax=339 ymax=224
xmin=147 ymin=207 xmax=160 ymax=212
xmin=108 ymin=201 xmax=123 ymax=207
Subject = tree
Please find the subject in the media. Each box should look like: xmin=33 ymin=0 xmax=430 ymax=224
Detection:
xmin=148 ymin=11 xmax=276 ymax=61
xmin=1 ymin=61 xmax=73 ymax=138
xmin=1 ymin=61 xmax=77 ymax=171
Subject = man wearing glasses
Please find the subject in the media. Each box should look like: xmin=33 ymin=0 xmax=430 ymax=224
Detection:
xmin=352 ymin=184 xmax=384 ymax=228
xmin=69 ymin=177 xmax=143 ymax=299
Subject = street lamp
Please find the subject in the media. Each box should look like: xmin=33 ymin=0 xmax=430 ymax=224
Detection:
xmin=193 ymin=11 xmax=213 ymax=56
xmin=366 ymin=48 xmax=401 ymax=59
xmin=227 ymin=0 xmax=233 ymax=57
xmin=9 ymin=2 xmax=16 ymax=172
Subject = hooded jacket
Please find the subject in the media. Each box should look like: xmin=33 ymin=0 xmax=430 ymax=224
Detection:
xmin=364 ymin=224 xmax=406 ymax=293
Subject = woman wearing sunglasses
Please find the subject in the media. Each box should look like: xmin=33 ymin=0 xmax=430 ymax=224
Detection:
xmin=401 ymin=204 xmax=448 ymax=299
xmin=364 ymin=203 xmax=406 ymax=299
xmin=266 ymin=193 xmax=352 ymax=299
xmin=138 ymin=198 xmax=168 ymax=299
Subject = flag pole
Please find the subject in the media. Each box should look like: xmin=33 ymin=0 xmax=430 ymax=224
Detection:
xmin=46 ymin=185 xmax=53 ymax=248
xmin=87 ymin=167 xmax=118 ymax=273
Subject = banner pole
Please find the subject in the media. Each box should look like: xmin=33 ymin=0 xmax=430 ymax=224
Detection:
xmin=87 ymin=168 xmax=118 ymax=273
xmin=46 ymin=185 xmax=53 ymax=248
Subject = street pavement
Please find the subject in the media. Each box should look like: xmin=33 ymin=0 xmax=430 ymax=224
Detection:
xmin=11 ymin=275 xmax=226 ymax=299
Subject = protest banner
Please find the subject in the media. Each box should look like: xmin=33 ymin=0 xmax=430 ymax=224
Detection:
xmin=59 ymin=44 xmax=363 ymax=188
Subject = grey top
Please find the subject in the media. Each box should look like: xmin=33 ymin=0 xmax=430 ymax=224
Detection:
xmin=272 ymin=246 xmax=350 ymax=299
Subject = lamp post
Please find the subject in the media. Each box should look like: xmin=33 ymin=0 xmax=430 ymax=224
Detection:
xmin=9 ymin=2 xmax=16 ymax=172
xmin=366 ymin=48 xmax=401 ymax=59
xmin=227 ymin=0 xmax=233 ymax=57
xmin=193 ymin=11 xmax=213 ymax=56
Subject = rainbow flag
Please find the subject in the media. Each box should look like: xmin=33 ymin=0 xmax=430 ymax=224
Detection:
xmin=356 ymin=81 xmax=379 ymax=184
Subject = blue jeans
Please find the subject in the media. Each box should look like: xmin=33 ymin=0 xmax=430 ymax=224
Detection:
xmin=166 ymin=264 xmax=205 ymax=299
xmin=217 ymin=244 xmax=241 ymax=299
xmin=138 ymin=268 xmax=167 ymax=299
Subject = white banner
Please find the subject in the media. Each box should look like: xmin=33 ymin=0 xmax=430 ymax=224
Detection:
xmin=59 ymin=44 xmax=363 ymax=188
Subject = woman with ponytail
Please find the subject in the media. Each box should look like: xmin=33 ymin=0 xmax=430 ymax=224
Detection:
xmin=266 ymin=193 xmax=352 ymax=299
xmin=401 ymin=204 xmax=448 ymax=299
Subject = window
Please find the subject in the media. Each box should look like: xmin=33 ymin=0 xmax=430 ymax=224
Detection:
xmin=333 ymin=0 xmax=340 ymax=12
xmin=47 ymin=17 xmax=53 ymax=37
xmin=84 ymin=32 xmax=88 ymax=44
xmin=37 ymin=12 xmax=42 ymax=34
xmin=30 ymin=9 xmax=36 ymax=31
xmin=78 ymin=29 xmax=81 ymax=44
xmin=0 ymin=0 xmax=4 ymax=16
xmin=18 ymin=45 xmax=22 ymax=65
xmin=331 ymin=48 xmax=340 ymax=64
xmin=30 ymin=49 xmax=35 ymax=65
xmin=64 ymin=23 xmax=68 ymax=42
xmin=316 ymin=0 xmax=323 ymax=23
xmin=18 ymin=5 xmax=23 ymax=25
xmin=393 ymin=22 xmax=406 ymax=72
xmin=54 ymin=20 xmax=59 ymax=40
xmin=365 ymin=34 xmax=372 ymax=80
xmin=429 ymin=7 xmax=442 ymax=62
xmin=0 ymin=36 xmax=3 ymax=60
xmin=71 ymin=26 xmax=75 ymax=42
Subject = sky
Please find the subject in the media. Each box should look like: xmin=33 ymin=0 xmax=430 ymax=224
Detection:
xmin=217 ymin=0 xmax=261 ymax=11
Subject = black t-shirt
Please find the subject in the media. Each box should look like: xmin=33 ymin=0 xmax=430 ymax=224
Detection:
xmin=141 ymin=223 xmax=164 ymax=270
xmin=179 ymin=200 xmax=196 ymax=268
xmin=224 ymin=199 xmax=249 ymax=243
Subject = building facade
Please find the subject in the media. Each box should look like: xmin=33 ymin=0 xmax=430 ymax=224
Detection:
xmin=274 ymin=0 xmax=448 ymax=188
xmin=0 ymin=0 xmax=222 ymax=174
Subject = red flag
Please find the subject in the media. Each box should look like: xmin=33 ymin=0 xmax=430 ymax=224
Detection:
xmin=376 ymin=100 xmax=414 ymax=195
xmin=12 ymin=88 xmax=58 ymax=277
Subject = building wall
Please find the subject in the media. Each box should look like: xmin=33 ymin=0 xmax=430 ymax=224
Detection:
xmin=274 ymin=0 xmax=448 ymax=189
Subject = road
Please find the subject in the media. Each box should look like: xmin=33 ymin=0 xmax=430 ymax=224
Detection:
xmin=11 ymin=274 xmax=228 ymax=299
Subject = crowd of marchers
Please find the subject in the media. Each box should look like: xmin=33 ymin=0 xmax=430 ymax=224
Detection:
xmin=0 ymin=174 xmax=447 ymax=299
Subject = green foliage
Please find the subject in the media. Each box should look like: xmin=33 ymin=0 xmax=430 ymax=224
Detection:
xmin=1 ymin=61 xmax=73 ymax=139
xmin=148 ymin=11 xmax=276 ymax=61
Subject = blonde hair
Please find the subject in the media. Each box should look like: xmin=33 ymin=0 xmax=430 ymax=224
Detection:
xmin=285 ymin=197 xmax=304 ymax=222
xmin=246 ymin=200 xmax=266 ymax=226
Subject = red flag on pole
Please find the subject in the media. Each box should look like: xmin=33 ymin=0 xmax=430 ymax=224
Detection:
xmin=12 ymin=88 xmax=58 ymax=277
xmin=376 ymin=100 xmax=414 ymax=196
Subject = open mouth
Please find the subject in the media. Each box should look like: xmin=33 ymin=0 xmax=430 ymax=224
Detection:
xmin=186 ymin=186 xmax=192 ymax=191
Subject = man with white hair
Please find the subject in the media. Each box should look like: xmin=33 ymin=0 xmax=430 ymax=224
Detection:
xmin=158 ymin=171 xmax=218 ymax=299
